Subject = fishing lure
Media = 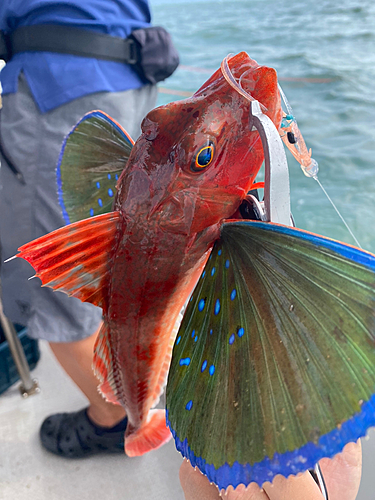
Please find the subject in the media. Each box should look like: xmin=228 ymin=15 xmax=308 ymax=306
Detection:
xmin=14 ymin=53 xmax=375 ymax=493
xmin=278 ymin=83 xmax=319 ymax=179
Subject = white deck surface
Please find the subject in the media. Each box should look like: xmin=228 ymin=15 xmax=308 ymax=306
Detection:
xmin=0 ymin=341 xmax=184 ymax=500
xmin=1 ymin=341 xmax=375 ymax=500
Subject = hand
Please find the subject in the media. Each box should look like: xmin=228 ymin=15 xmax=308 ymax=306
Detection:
xmin=179 ymin=440 xmax=362 ymax=500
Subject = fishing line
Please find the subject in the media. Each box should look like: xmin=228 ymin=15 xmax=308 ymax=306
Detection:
xmin=314 ymin=176 xmax=362 ymax=248
xmin=278 ymin=84 xmax=293 ymax=116
xmin=278 ymin=83 xmax=362 ymax=248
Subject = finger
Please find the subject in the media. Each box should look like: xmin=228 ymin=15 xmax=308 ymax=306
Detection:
xmin=180 ymin=460 xmax=220 ymax=500
xmin=319 ymin=440 xmax=362 ymax=500
xmin=221 ymin=483 xmax=270 ymax=500
xmin=179 ymin=440 xmax=362 ymax=500
xmin=263 ymin=470 xmax=324 ymax=500
xmin=179 ymin=460 xmax=270 ymax=500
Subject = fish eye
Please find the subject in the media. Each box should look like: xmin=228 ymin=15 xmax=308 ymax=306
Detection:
xmin=191 ymin=142 xmax=215 ymax=172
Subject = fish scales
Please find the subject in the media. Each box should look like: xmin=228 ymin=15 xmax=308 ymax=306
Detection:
xmin=107 ymin=213 xmax=217 ymax=425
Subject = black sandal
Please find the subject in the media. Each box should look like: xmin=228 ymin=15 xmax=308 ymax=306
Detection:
xmin=40 ymin=408 xmax=127 ymax=458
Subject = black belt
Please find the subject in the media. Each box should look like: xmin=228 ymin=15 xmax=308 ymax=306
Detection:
xmin=0 ymin=24 xmax=139 ymax=64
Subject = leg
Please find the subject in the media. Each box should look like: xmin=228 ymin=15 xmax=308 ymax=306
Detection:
xmin=0 ymin=77 xmax=157 ymax=456
xmin=49 ymin=324 xmax=126 ymax=428
xmin=39 ymin=324 xmax=128 ymax=458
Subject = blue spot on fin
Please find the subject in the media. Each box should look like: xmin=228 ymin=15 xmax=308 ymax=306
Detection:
xmin=179 ymin=358 xmax=191 ymax=366
xmin=185 ymin=400 xmax=193 ymax=411
xmin=214 ymin=299 xmax=221 ymax=315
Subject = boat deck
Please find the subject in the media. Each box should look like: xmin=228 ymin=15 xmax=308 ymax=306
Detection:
xmin=0 ymin=341 xmax=184 ymax=500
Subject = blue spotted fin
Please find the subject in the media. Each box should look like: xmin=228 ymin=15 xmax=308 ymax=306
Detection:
xmin=166 ymin=220 xmax=375 ymax=490
xmin=57 ymin=110 xmax=134 ymax=224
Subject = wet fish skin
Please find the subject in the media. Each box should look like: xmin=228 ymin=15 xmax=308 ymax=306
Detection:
xmin=16 ymin=52 xmax=282 ymax=456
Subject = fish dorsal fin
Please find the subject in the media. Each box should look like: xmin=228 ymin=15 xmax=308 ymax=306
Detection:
xmin=57 ymin=110 xmax=134 ymax=224
xmin=17 ymin=212 xmax=121 ymax=312
xmin=166 ymin=220 xmax=375 ymax=490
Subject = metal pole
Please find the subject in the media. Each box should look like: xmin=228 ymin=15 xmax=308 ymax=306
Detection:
xmin=0 ymin=96 xmax=39 ymax=397
xmin=0 ymin=295 xmax=39 ymax=397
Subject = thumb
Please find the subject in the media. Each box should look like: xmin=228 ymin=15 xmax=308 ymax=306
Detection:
xmin=180 ymin=459 xmax=221 ymax=500
xmin=319 ymin=440 xmax=362 ymax=500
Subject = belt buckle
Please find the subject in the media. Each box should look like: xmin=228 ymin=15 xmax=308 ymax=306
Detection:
xmin=127 ymin=38 xmax=138 ymax=65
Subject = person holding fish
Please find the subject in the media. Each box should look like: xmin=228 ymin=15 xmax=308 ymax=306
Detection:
xmin=0 ymin=0 xmax=178 ymax=456
xmin=15 ymin=48 xmax=375 ymax=500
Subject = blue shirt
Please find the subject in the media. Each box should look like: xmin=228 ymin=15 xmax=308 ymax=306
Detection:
xmin=0 ymin=1 xmax=152 ymax=113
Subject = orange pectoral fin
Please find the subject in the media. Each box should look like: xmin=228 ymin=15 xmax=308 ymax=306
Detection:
xmin=17 ymin=212 xmax=121 ymax=311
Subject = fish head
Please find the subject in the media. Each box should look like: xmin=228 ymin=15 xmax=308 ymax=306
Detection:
xmin=117 ymin=52 xmax=282 ymax=234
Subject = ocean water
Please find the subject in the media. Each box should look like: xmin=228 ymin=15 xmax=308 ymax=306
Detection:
xmin=152 ymin=0 xmax=375 ymax=251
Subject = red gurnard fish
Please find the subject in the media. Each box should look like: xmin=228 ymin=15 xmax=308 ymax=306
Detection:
xmin=17 ymin=52 xmax=282 ymax=456
xmin=16 ymin=52 xmax=375 ymax=491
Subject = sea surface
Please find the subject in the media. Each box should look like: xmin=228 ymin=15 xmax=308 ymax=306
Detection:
xmin=152 ymin=0 xmax=375 ymax=251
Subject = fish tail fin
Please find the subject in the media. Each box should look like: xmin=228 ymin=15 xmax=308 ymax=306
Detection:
xmin=93 ymin=322 xmax=121 ymax=405
xmin=125 ymin=409 xmax=172 ymax=457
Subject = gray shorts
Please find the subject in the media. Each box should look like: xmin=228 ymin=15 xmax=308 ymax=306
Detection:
xmin=0 ymin=74 xmax=157 ymax=342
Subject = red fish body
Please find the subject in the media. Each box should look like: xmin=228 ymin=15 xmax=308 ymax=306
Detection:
xmin=104 ymin=52 xmax=281 ymax=452
xmin=18 ymin=52 xmax=281 ymax=455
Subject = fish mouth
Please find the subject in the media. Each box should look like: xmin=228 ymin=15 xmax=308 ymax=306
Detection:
xmin=193 ymin=52 xmax=279 ymax=123
xmin=220 ymin=54 xmax=268 ymax=112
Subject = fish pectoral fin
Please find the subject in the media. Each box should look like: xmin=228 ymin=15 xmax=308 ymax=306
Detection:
xmin=125 ymin=409 xmax=172 ymax=457
xmin=57 ymin=110 xmax=134 ymax=224
xmin=166 ymin=220 xmax=375 ymax=489
xmin=17 ymin=212 xmax=121 ymax=311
